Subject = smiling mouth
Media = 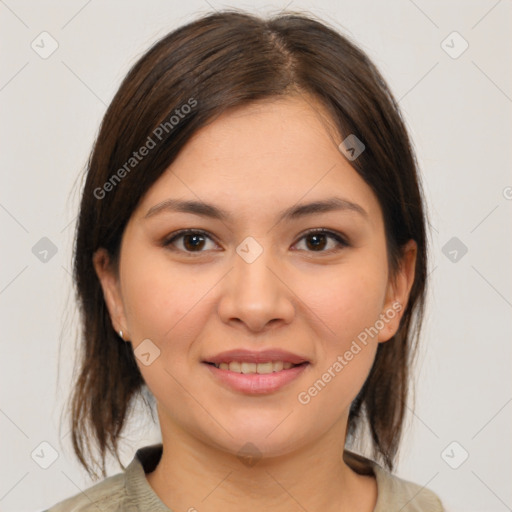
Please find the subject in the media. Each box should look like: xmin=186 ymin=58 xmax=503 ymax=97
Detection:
xmin=204 ymin=361 xmax=308 ymax=374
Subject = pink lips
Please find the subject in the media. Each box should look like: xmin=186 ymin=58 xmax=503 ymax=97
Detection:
xmin=204 ymin=348 xmax=309 ymax=365
xmin=202 ymin=348 xmax=310 ymax=395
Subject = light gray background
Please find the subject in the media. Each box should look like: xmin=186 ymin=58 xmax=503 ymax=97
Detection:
xmin=1 ymin=1 xmax=511 ymax=511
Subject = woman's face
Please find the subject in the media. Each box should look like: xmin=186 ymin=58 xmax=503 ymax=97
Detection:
xmin=94 ymin=95 xmax=416 ymax=458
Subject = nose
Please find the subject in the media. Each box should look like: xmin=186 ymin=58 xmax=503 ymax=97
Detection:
xmin=217 ymin=241 xmax=295 ymax=333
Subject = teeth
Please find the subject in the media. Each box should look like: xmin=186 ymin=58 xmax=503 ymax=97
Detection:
xmin=213 ymin=361 xmax=299 ymax=373
xmin=273 ymin=361 xmax=284 ymax=372
xmin=240 ymin=362 xmax=257 ymax=374
xmin=255 ymin=362 xmax=273 ymax=374
xmin=229 ymin=361 xmax=241 ymax=372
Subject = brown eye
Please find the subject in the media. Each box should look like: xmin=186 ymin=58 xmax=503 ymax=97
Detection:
xmin=305 ymin=232 xmax=329 ymax=251
xmin=163 ymin=230 xmax=217 ymax=254
xmin=294 ymin=229 xmax=349 ymax=253
xmin=182 ymin=233 xmax=206 ymax=251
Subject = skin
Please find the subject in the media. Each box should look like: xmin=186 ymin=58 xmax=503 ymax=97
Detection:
xmin=94 ymin=94 xmax=417 ymax=512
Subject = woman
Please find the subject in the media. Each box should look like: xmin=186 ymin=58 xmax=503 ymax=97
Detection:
xmin=45 ymin=9 xmax=445 ymax=511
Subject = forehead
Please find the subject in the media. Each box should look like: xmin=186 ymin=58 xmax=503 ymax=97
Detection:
xmin=134 ymin=95 xmax=383 ymax=228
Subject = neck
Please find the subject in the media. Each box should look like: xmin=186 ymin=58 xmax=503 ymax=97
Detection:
xmin=145 ymin=420 xmax=377 ymax=512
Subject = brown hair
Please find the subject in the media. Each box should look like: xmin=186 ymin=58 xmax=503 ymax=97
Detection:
xmin=67 ymin=8 xmax=429 ymax=479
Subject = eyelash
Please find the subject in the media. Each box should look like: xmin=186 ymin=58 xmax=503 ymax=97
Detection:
xmin=162 ymin=228 xmax=350 ymax=256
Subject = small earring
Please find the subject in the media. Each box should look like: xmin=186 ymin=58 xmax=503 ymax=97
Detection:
xmin=118 ymin=330 xmax=124 ymax=339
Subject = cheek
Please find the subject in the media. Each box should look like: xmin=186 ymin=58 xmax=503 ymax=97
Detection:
xmin=294 ymin=268 xmax=384 ymax=422
xmin=300 ymin=261 xmax=388 ymax=348
xmin=293 ymin=256 xmax=387 ymax=397
xmin=120 ymin=249 xmax=216 ymax=357
xmin=119 ymin=251 xmax=214 ymax=403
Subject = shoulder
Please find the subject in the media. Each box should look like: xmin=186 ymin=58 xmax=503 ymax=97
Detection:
xmin=344 ymin=450 xmax=445 ymax=512
xmin=374 ymin=468 xmax=445 ymax=511
xmin=42 ymin=472 xmax=134 ymax=512
xmin=42 ymin=443 xmax=165 ymax=512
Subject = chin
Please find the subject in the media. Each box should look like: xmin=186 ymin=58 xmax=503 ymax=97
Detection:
xmin=203 ymin=421 xmax=305 ymax=461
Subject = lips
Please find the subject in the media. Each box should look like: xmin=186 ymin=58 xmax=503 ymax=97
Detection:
xmin=203 ymin=348 xmax=309 ymax=366
xmin=202 ymin=349 xmax=310 ymax=394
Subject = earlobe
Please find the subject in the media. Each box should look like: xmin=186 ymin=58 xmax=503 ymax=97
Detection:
xmin=92 ymin=248 xmax=128 ymax=338
xmin=378 ymin=239 xmax=417 ymax=343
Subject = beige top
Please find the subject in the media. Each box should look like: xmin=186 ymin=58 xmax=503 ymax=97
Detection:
xmin=44 ymin=444 xmax=445 ymax=511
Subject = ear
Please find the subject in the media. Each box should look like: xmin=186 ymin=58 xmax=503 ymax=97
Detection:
xmin=377 ymin=239 xmax=417 ymax=343
xmin=92 ymin=247 xmax=129 ymax=340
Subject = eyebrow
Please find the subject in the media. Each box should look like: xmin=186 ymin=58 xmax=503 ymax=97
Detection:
xmin=144 ymin=196 xmax=368 ymax=223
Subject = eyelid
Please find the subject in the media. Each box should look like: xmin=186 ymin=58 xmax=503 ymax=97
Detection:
xmin=162 ymin=227 xmax=350 ymax=255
